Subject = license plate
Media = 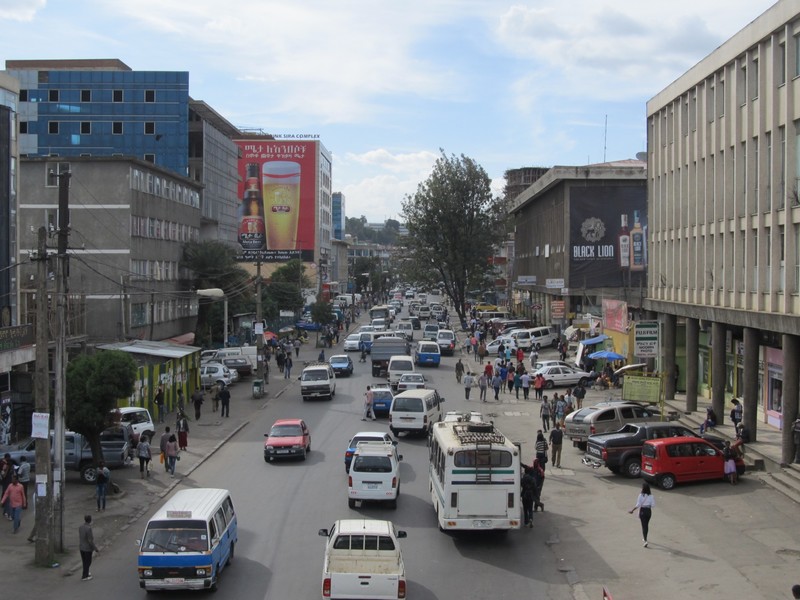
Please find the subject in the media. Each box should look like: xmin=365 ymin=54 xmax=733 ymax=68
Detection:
xmin=367 ymin=483 xmax=380 ymax=490
xmin=276 ymin=450 xmax=290 ymax=454
xmin=588 ymin=447 xmax=600 ymax=456
xmin=473 ymin=520 xmax=492 ymax=528
xmin=401 ymin=417 xmax=414 ymax=421
xmin=164 ymin=578 xmax=185 ymax=584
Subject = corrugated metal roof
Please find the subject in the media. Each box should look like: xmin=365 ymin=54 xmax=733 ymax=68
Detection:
xmin=98 ymin=339 xmax=200 ymax=359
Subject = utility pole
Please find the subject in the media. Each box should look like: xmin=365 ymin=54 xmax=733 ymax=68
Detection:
xmin=33 ymin=226 xmax=54 ymax=566
xmin=255 ymin=261 xmax=266 ymax=382
xmin=52 ymin=168 xmax=71 ymax=552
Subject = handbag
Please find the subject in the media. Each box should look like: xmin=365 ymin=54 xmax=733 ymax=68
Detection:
xmin=159 ymin=452 xmax=165 ymax=464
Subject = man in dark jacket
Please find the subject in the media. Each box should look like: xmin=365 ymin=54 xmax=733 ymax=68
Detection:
xmin=79 ymin=514 xmax=99 ymax=581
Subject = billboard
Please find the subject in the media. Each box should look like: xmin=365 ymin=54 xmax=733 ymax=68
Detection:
xmin=569 ymin=186 xmax=647 ymax=289
xmin=234 ymin=140 xmax=317 ymax=262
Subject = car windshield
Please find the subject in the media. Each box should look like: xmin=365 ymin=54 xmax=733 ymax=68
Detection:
xmin=302 ymin=370 xmax=329 ymax=381
xmin=346 ymin=334 xmax=359 ymax=341
xmin=372 ymin=391 xmax=392 ymax=401
xmin=270 ymin=425 xmax=303 ymax=437
xmin=141 ymin=520 xmax=209 ymax=553
xmin=402 ymin=375 xmax=424 ymax=382
xmin=330 ymin=357 xmax=348 ymax=364
xmin=121 ymin=411 xmax=150 ymax=425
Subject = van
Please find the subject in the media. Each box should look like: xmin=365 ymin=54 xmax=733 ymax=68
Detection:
xmin=215 ymin=346 xmax=258 ymax=370
xmin=372 ymin=318 xmax=387 ymax=332
xmin=138 ymin=488 xmax=238 ymax=592
xmin=418 ymin=305 xmax=432 ymax=320
xmin=335 ymin=294 xmax=354 ymax=306
xmin=395 ymin=321 xmax=414 ymax=340
xmin=528 ymin=326 xmax=559 ymax=350
xmin=358 ymin=331 xmax=376 ymax=353
xmin=387 ymin=355 xmax=415 ymax=390
xmin=418 ymin=293 xmax=428 ymax=304
xmin=389 ymin=389 xmax=444 ymax=437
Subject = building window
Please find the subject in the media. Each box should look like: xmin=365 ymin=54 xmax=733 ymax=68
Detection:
xmin=144 ymin=153 xmax=155 ymax=163
xmin=779 ymin=42 xmax=786 ymax=86
xmin=717 ymin=79 xmax=725 ymax=117
xmin=19 ymin=122 xmax=28 ymax=134
xmin=144 ymin=122 xmax=155 ymax=135
xmin=780 ymin=126 xmax=786 ymax=208
xmin=145 ymin=89 xmax=155 ymax=103
xmin=81 ymin=89 xmax=91 ymax=102
xmin=48 ymin=89 xmax=59 ymax=102
xmin=113 ymin=89 xmax=123 ymax=102
xmin=19 ymin=89 xmax=28 ymax=102
xmin=751 ymin=56 xmax=759 ymax=100
xmin=113 ymin=121 xmax=123 ymax=135
xmin=80 ymin=122 xmax=91 ymax=135
xmin=795 ymin=33 xmax=800 ymax=78
xmin=48 ymin=121 xmax=59 ymax=134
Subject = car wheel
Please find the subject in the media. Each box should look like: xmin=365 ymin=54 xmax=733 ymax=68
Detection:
xmin=576 ymin=441 xmax=587 ymax=451
xmin=216 ymin=379 xmax=225 ymax=387
xmin=545 ymin=380 xmax=555 ymax=389
xmin=80 ymin=463 xmax=98 ymax=484
xmin=659 ymin=473 xmax=676 ymax=490
xmin=389 ymin=497 xmax=398 ymax=510
xmin=551 ymin=339 xmax=559 ymax=349
xmin=301 ymin=449 xmax=307 ymax=461
xmin=578 ymin=377 xmax=588 ymax=387
xmin=264 ymin=456 xmax=269 ymax=463
xmin=348 ymin=498 xmax=356 ymax=509
xmin=624 ymin=457 xmax=642 ymax=478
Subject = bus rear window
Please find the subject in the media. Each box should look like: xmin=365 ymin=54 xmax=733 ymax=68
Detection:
xmin=454 ymin=450 xmax=512 ymax=467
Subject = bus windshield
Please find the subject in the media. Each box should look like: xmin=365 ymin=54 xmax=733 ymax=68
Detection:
xmin=141 ymin=520 xmax=209 ymax=553
xmin=370 ymin=306 xmax=390 ymax=320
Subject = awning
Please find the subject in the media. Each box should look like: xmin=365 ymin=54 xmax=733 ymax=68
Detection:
xmin=581 ymin=334 xmax=609 ymax=345
xmin=166 ymin=332 xmax=196 ymax=345
xmin=98 ymin=340 xmax=201 ymax=359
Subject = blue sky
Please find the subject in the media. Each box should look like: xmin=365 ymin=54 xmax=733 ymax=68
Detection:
xmin=0 ymin=0 xmax=779 ymax=222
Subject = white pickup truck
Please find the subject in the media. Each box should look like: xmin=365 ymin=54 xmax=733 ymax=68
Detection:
xmin=317 ymin=519 xmax=407 ymax=600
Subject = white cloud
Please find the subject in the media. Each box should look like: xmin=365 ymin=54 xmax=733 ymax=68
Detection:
xmin=0 ymin=0 xmax=46 ymax=21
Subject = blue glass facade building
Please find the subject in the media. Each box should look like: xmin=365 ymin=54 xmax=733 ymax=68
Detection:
xmin=6 ymin=60 xmax=189 ymax=177
xmin=332 ymin=191 xmax=345 ymax=241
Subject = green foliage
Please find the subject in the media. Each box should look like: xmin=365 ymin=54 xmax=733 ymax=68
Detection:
xmin=270 ymin=259 xmax=311 ymax=287
xmin=310 ymin=301 xmax=335 ymax=326
xmin=401 ymin=150 xmax=508 ymax=323
xmin=66 ymin=350 xmax=137 ymax=464
xmin=345 ymin=216 xmax=400 ymax=245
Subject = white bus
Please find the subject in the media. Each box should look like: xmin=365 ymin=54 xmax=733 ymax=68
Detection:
xmin=429 ymin=415 xmax=521 ymax=531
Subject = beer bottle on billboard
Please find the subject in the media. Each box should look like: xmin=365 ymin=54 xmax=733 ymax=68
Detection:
xmin=617 ymin=213 xmax=631 ymax=269
xmin=630 ymin=210 xmax=645 ymax=271
xmin=239 ymin=163 xmax=266 ymax=250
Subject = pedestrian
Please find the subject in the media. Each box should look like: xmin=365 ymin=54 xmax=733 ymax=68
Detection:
xmin=284 ymin=354 xmax=293 ymax=379
xmin=516 ymin=347 xmax=524 ymax=364
xmin=79 ymin=514 xmax=100 ymax=581
xmin=219 ymin=384 xmax=231 ymax=418
xmin=507 ymin=366 xmax=515 ymax=393
xmin=478 ymin=342 xmax=487 ymax=364
xmin=491 ymin=373 xmax=502 ymax=401
xmin=294 ymin=338 xmax=301 ymax=357
xmin=191 ymin=389 xmax=204 ymax=420
xmin=1 ymin=474 xmax=26 ymax=533
xmin=359 ymin=344 xmax=368 ymax=363
xmin=723 ymin=440 xmax=738 ymax=485
xmin=478 ymin=372 xmax=488 ymax=402
xmin=455 ymin=359 xmax=464 ymax=384
xmin=471 ymin=335 xmax=478 ymax=359
xmin=574 ymin=382 xmax=586 ymax=409
xmin=531 ymin=458 xmax=545 ymax=512
xmin=514 ymin=371 xmax=522 ymax=399
xmin=730 ymin=399 xmax=743 ymax=430
xmin=210 ymin=382 xmax=220 ymax=413
xmin=153 ymin=385 xmax=165 ymax=424
xmin=555 ymin=394 xmax=567 ymax=427
xmin=540 ymin=395 xmax=551 ymax=432
xmin=176 ymin=411 xmax=190 ymax=451
xmin=362 ymin=385 xmax=375 ymax=421
xmin=16 ymin=455 xmax=31 ymax=500
xmin=529 ymin=347 xmax=539 ymax=367
xmin=534 ymin=373 xmax=544 ymax=400
xmin=463 ymin=372 xmax=475 ymax=401
xmin=1 ymin=452 xmax=13 ymax=519
xmin=137 ymin=434 xmax=152 ymax=479
xmin=549 ymin=423 xmax=564 ymax=468
xmin=521 ymin=372 xmax=531 ymax=400
xmin=159 ymin=426 xmax=171 ymax=472
xmin=165 ymin=434 xmax=179 ymax=477
xmin=564 ymin=389 xmax=575 ymax=416
xmin=629 ymin=482 xmax=655 ymax=547
xmin=96 ymin=461 xmax=110 ymax=512
xmin=318 ymin=349 xmax=325 ymax=362
xmin=521 ymin=467 xmax=536 ymax=528
xmin=534 ymin=431 xmax=548 ymax=471
xmin=176 ymin=389 xmax=185 ymax=416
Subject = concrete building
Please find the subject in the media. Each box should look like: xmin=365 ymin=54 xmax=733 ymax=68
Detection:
xmin=646 ymin=0 xmax=800 ymax=460
xmin=332 ymin=191 xmax=345 ymax=241
xmin=510 ymin=160 xmax=647 ymax=329
xmin=0 ymin=72 xmax=19 ymax=327
xmin=18 ymin=156 xmax=202 ymax=344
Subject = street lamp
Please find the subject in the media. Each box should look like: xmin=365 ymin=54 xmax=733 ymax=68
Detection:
xmin=196 ymin=288 xmax=228 ymax=348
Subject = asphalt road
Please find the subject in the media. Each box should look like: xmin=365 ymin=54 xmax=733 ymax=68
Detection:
xmin=21 ymin=298 xmax=800 ymax=599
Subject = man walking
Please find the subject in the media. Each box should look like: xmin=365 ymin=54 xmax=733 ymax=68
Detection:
xmin=540 ymin=396 xmax=551 ymax=432
xmin=478 ymin=372 xmax=488 ymax=403
xmin=159 ymin=427 xmax=172 ymax=472
xmin=455 ymin=359 xmax=464 ymax=384
xmin=362 ymin=385 xmax=375 ymax=421
xmin=191 ymin=389 xmax=204 ymax=420
xmin=219 ymin=384 xmax=231 ymax=417
xmin=521 ymin=372 xmax=531 ymax=400
xmin=153 ymin=385 xmax=165 ymax=424
xmin=284 ymin=355 xmax=293 ymax=379
xmin=79 ymin=514 xmax=99 ymax=581
xmin=463 ymin=371 xmax=475 ymax=401
xmin=549 ymin=423 xmax=564 ymax=468
xmin=1 ymin=474 xmax=26 ymax=533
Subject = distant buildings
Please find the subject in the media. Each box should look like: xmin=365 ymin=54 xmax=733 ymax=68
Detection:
xmin=332 ymin=192 xmax=345 ymax=241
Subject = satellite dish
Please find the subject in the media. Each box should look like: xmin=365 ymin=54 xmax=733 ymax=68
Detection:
xmin=635 ymin=152 xmax=647 ymax=162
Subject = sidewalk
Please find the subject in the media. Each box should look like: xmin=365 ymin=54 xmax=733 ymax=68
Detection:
xmin=0 ymin=335 xmax=325 ymax=578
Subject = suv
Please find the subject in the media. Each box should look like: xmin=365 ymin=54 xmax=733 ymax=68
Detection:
xmin=435 ymin=329 xmax=456 ymax=356
xmin=565 ymin=401 xmax=658 ymax=451
xmin=347 ymin=441 xmax=403 ymax=509
xmin=115 ymin=406 xmax=156 ymax=445
xmin=300 ymin=362 xmax=337 ymax=401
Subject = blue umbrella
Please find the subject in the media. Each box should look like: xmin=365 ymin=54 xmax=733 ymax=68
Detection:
xmin=589 ymin=350 xmax=625 ymax=361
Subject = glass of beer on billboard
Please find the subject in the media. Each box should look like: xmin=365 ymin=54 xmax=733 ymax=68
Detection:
xmin=262 ymin=161 xmax=301 ymax=250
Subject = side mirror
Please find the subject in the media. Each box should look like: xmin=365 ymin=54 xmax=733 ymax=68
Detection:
xmin=298 ymin=376 xmax=302 ymax=381
xmin=440 ymin=397 xmax=445 ymax=402
xmin=318 ymin=528 xmax=329 ymax=537
xmin=396 ymin=530 xmax=407 ymax=539
xmin=398 ymin=454 xmax=403 ymax=461
xmin=264 ymin=433 xmax=269 ymax=437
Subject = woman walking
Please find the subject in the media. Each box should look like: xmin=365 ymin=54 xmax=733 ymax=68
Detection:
xmin=629 ymin=482 xmax=655 ymax=547
xmin=540 ymin=396 xmax=551 ymax=432
xmin=137 ymin=435 xmax=152 ymax=478
xmin=534 ymin=431 xmax=548 ymax=472
xmin=176 ymin=411 xmax=190 ymax=451
xmin=165 ymin=434 xmax=179 ymax=478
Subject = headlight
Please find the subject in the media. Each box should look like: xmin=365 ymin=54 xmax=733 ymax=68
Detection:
xmin=292 ymin=444 xmax=303 ymax=449
xmin=196 ymin=568 xmax=207 ymax=576
xmin=265 ymin=445 xmax=274 ymax=451
xmin=142 ymin=569 xmax=153 ymax=577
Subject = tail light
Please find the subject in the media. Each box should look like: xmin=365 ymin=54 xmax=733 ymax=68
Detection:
xmin=423 ymin=415 xmax=428 ymax=424
xmin=398 ymin=580 xmax=406 ymax=598
xmin=392 ymin=477 xmax=397 ymax=488
xmin=348 ymin=476 xmax=352 ymax=487
xmin=507 ymin=492 xmax=515 ymax=508
xmin=590 ymin=425 xmax=596 ymax=435
xmin=322 ymin=577 xmax=331 ymax=597
xmin=601 ymin=448 xmax=608 ymax=461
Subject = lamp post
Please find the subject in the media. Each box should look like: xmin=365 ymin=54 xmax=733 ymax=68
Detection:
xmin=196 ymin=288 xmax=227 ymax=348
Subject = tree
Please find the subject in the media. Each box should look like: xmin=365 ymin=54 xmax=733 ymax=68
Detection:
xmin=401 ymin=150 xmax=508 ymax=325
xmin=66 ymin=350 xmax=137 ymax=465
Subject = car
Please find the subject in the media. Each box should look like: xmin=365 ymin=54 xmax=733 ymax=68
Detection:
xmin=474 ymin=302 xmax=497 ymax=312
xmin=372 ymin=318 xmax=388 ymax=332
xmin=565 ymin=401 xmax=657 ymax=451
xmin=200 ymin=363 xmax=234 ymax=388
xmin=344 ymin=431 xmax=398 ymax=471
xmin=0 ymin=438 xmax=36 ymax=468
xmin=343 ymin=333 xmax=362 ymax=352
xmin=407 ymin=316 xmax=421 ymax=330
xmin=640 ymin=436 xmax=745 ymax=490
xmin=396 ymin=373 xmax=427 ymax=392
xmin=264 ymin=418 xmax=311 ymax=461
xmin=435 ymin=329 xmax=456 ymax=356
xmin=418 ymin=306 xmax=432 ymax=320
xmin=329 ymin=354 xmax=354 ymax=377
xmin=358 ymin=325 xmax=376 ymax=334
xmin=532 ymin=359 xmax=573 ymax=371
xmin=422 ymin=323 xmax=439 ymax=341
xmin=405 ymin=289 xmax=415 ymax=299
xmin=370 ymin=385 xmax=395 ymax=416
xmin=534 ymin=365 xmax=592 ymax=388
xmin=219 ymin=356 xmax=252 ymax=377
xmin=485 ymin=337 xmax=518 ymax=355
xmin=116 ymin=406 xmax=156 ymax=444
xmin=414 ymin=341 xmax=441 ymax=367
xmin=347 ymin=441 xmax=403 ymax=509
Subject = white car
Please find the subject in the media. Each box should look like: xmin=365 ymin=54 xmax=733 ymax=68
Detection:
xmin=343 ymin=333 xmax=362 ymax=352
xmin=534 ymin=365 xmax=592 ymax=388
xmin=347 ymin=441 xmax=403 ymax=509
xmin=396 ymin=373 xmax=427 ymax=392
xmin=485 ymin=337 xmax=517 ymax=355
xmin=532 ymin=360 xmax=573 ymax=371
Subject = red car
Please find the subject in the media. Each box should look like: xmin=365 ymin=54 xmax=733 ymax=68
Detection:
xmin=640 ymin=436 xmax=744 ymax=490
xmin=264 ymin=418 xmax=311 ymax=462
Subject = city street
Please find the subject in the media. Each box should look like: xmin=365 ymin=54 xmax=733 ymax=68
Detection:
xmin=5 ymin=299 xmax=800 ymax=599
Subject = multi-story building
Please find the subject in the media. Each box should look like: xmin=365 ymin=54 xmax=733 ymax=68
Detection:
xmin=5 ymin=59 xmax=189 ymax=177
xmin=510 ymin=160 xmax=647 ymax=329
xmin=646 ymin=0 xmax=800 ymax=459
xmin=332 ymin=191 xmax=345 ymax=241
xmin=0 ymin=72 xmax=19 ymax=327
xmin=18 ymin=156 xmax=202 ymax=343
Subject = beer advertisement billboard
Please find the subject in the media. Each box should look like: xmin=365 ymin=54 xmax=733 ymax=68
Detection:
xmin=234 ymin=140 xmax=317 ymax=262
xmin=569 ymin=186 xmax=647 ymax=289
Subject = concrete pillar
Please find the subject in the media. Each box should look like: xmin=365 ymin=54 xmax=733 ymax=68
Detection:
xmin=711 ymin=321 xmax=726 ymax=424
xmin=685 ymin=318 xmax=699 ymax=412
xmin=743 ymin=328 xmax=760 ymax=443
xmin=782 ymin=334 xmax=800 ymax=465
xmin=663 ymin=313 xmax=677 ymax=400
xmin=645 ymin=311 xmax=658 ymax=372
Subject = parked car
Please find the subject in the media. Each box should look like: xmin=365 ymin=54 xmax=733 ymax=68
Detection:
xmin=485 ymin=337 xmax=517 ymax=355
xmin=532 ymin=359 xmax=573 ymax=371
xmin=565 ymin=401 xmax=658 ymax=451
xmin=264 ymin=418 xmax=311 ymax=462
xmin=396 ymin=373 xmax=427 ymax=392
xmin=534 ymin=365 xmax=592 ymax=388
xmin=115 ymin=406 xmax=156 ymax=445
xmin=200 ymin=363 xmax=235 ymax=389
xmin=343 ymin=333 xmax=362 ymax=352
xmin=219 ymin=356 xmax=252 ymax=377
xmin=640 ymin=436 xmax=745 ymax=490
xmin=329 ymin=354 xmax=354 ymax=377
xmin=344 ymin=431 xmax=398 ymax=471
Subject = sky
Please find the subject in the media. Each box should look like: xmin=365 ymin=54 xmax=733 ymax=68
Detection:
xmin=0 ymin=0 xmax=780 ymax=222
